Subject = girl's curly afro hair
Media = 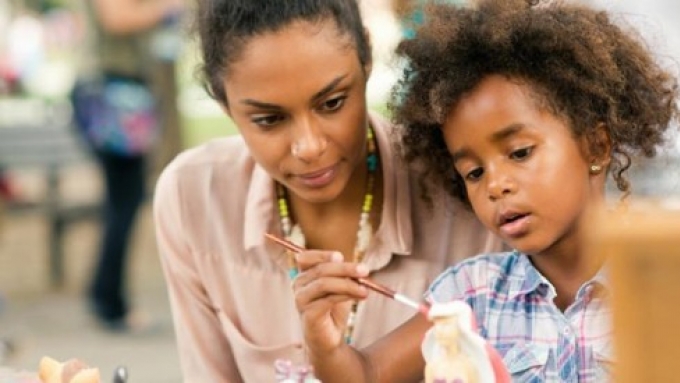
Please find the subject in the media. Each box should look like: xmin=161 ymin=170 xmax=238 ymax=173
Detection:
xmin=391 ymin=0 xmax=679 ymax=206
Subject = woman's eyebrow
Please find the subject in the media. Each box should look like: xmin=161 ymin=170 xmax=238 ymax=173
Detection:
xmin=239 ymin=74 xmax=349 ymax=110
xmin=240 ymin=99 xmax=283 ymax=110
xmin=310 ymin=74 xmax=348 ymax=103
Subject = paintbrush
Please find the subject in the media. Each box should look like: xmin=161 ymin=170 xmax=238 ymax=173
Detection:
xmin=265 ymin=233 xmax=430 ymax=316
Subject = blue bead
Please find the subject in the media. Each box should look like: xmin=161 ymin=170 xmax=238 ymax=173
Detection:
xmin=367 ymin=154 xmax=378 ymax=172
xmin=288 ymin=268 xmax=298 ymax=279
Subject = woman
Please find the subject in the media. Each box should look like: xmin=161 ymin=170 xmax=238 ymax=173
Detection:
xmin=153 ymin=0 xmax=500 ymax=381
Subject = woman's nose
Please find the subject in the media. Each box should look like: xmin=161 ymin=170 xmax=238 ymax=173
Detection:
xmin=290 ymin=120 xmax=327 ymax=162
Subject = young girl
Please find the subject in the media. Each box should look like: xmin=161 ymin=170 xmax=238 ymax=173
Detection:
xmin=153 ymin=0 xmax=499 ymax=381
xmin=292 ymin=0 xmax=680 ymax=381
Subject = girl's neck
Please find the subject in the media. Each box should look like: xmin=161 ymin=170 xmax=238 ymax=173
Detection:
xmin=529 ymin=239 xmax=604 ymax=312
xmin=529 ymin=199 xmax=608 ymax=311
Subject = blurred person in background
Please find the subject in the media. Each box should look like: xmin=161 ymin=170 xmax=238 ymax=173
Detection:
xmin=392 ymin=0 xmax=466 ymax=39
xmin=73 ymin=0 xmax=183 ymax=333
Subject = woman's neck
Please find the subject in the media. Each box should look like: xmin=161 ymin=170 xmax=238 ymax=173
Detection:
xmin=287 ymin=150 xmax=383 ymax=259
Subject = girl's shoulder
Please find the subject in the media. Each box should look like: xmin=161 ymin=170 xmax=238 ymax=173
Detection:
xmin=426 ymin=251 xmax=523 ymax=303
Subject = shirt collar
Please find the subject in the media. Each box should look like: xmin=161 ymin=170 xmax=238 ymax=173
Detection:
xmin=576 ymin=263 xmax=610 ymax=300
xmin=366 ymin=111 xmax=413 ymax=264
xmin=506 ymin=251 xmax=611 ymax=300
xmin=243 ymin=163 xmax=277 ymax=252
xmin=507 ymin=251 xmax=551 ymax=300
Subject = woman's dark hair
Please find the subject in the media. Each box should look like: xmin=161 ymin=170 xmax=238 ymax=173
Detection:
xmin=195 ymin=0 xmax=371 ymax=106
xmin=392 ymin=0 xmax=679 ymax=206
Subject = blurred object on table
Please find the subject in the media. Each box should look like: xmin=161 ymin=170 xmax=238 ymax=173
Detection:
xmin=584 ymin=198 xmax=680 ymax=383
xmin=38 ymin=356 xmax=100 ymax=383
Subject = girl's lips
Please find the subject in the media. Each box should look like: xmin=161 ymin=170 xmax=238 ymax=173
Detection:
xmin=499 ymin=214 xmax=531 ymax=238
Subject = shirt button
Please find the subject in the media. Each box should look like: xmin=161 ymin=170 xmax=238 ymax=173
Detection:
xmin=563 ymin=327 xmax=571 ymax=336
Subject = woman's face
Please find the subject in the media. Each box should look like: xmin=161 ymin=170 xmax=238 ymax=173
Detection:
xmin=443 ymin=75 xmax=604 ymax=258
xmin=223 ymin=20 xmax=371 ymax=204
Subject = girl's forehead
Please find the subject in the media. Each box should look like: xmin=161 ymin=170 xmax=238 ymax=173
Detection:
xmin=446 ymin=76 xmax=535 ymax=123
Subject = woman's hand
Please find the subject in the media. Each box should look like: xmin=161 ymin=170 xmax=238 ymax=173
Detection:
xmin=292 ymin=250 xmax=370 ymax=354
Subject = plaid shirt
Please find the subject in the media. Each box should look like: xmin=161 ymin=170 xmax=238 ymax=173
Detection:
xmin=426 ymin=251 xmax=613 ymax=383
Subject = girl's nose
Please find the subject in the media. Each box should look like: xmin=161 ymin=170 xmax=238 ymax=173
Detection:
xmin=486 ymin=167 xmax=516 ymax=201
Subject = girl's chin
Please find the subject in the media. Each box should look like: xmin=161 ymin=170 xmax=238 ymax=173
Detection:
xmin=504 ymin=239 xmax=545 ymax=256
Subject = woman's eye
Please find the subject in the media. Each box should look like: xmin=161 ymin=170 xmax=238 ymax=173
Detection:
xmin=509 ymin=146 xmax=533 ymax=161
xmin=251 ymin=114 xmax=284 ymax=128
xmin=465 ymin=167 xmax=484 ymax=181
xmin=320 ymin=96 xmax=346 ymax=112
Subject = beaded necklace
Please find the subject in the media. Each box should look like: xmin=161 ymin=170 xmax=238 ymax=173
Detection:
xmin=276 ymin=125 xmax=378 ymax=345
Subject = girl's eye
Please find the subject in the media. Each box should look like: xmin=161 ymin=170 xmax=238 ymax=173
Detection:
xmin=509 ymin=146 xmax=534 ymax=161
xmin=464 ymin=167 xmax=484 ymax=181
xmin=251 ymin=114 xmax=285 ymax=128
xmin=320 ymin=96 xmax=346 ymax=112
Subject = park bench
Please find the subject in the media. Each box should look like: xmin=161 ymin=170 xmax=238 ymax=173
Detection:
xmin=0 ymin=97 xmax=100 ymax=289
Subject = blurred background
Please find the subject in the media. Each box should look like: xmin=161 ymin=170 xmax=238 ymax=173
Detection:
xmin=0 ymin=0 xmax=678 ymax=381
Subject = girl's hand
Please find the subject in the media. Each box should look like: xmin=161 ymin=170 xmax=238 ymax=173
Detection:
xmin=292 ymin=250 xmax=370 ymax=353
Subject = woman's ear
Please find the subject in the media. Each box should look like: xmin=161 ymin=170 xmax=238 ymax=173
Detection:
xmin=363 ymin=27 xmax=373 ymax=77
xmin=220 ymin=102 xmax=232 ymax=119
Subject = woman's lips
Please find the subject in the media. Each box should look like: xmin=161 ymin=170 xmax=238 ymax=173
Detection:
xmin=296 ymin=164 xmax=338 ymax=188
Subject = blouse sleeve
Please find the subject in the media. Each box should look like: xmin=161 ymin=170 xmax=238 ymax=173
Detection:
xmin=153 ymin=165 xmax=244 ymax=383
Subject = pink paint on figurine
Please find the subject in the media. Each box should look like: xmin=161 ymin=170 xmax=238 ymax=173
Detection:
xmin=422 ymin=301 xmax=511 ymax=383
xmin=274 ymin=359 xmax=321 ymax=383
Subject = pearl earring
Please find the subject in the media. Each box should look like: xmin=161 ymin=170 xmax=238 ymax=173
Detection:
xmin=590 ymin=164 xmax=603 ymax=174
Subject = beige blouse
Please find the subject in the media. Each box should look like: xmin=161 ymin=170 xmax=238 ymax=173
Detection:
xmin=153 ymin=112 xmax=502 ymax=382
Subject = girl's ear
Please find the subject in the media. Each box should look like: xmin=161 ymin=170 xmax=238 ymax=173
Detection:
xmin=584 ymin=123 xmax=612 ymax=169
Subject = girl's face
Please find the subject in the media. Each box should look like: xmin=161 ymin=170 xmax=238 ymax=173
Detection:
xmin=223 ymin=20 xmax=371 ymax=204
xmin=443 ymin=75 xmax=604 ymax=258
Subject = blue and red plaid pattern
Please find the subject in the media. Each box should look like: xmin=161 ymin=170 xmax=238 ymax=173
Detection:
xmin=426 ymin=251 xmax=613 ymax=382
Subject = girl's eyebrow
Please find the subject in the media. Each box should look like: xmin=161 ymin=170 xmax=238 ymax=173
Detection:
xmin=239 ymin=74 xmax=349 ymax=110
xmin=491 ymin=123 xmax=525 ymax=143
xmin=451 ymin=123 xmax=526 ymax=163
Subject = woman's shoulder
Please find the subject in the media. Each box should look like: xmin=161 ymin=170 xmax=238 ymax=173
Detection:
xmin=170 ymin=135 xmax=250 ymax=169
xmin=159 ymin=136 xmax=253 ymax=181
xmin=155 ymin=135 xmax=259 ymax=199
